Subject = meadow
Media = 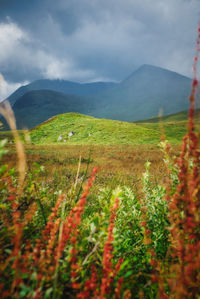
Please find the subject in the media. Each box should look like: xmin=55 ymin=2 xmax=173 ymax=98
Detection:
xmin=0 ymin=99 xmax=199 ymax=298
xmin=29 ymin=113 xmax=188 ymax=145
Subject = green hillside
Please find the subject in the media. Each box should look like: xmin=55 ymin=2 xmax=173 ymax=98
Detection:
xmin=135 ymin=108 xmax=200 ymax=123
xmin=12 ymin=90 xmax=93 ymax=129
xmin=30 ymin=113 xmax=188 ymax=145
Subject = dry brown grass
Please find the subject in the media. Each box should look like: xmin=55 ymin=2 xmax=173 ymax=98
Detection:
xmin=2 ymin=143 xmax=180 ymax=191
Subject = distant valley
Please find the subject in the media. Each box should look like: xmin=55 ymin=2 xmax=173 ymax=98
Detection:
xmin=1 ymin=64 xmax=192 ymax=129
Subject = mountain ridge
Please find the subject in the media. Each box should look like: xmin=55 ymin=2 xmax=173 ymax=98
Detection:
xmin=5 ymin=79 xmax=117 ymax=106
xmin=12 ymin=89 xmax=94 ymax=129
xmin=0 ymin=64 xmax=193 ymax=129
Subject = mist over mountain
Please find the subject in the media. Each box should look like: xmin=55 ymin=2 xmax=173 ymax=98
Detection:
xmin=1 ymin=65 xmax=192 ymax=129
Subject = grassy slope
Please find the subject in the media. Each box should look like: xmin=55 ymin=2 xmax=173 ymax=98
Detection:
xmin=135 ymin=108 xmax=200 ymax=123
xmin=29 ymin=112 xmax=188 ymax=145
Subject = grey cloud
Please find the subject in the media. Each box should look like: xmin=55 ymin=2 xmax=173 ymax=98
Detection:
xmin=0 ymin=0 xmax=199 ymax=98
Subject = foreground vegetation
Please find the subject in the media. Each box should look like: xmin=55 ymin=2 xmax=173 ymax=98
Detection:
xmin=0 ymin=91 xmax=200 ymax=299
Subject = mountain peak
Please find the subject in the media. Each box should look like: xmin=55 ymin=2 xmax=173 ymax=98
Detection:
xmin=123 ymin=64 xmax=190 ymax=83
xmin=137 ymin=64 xmax=173 ymax=73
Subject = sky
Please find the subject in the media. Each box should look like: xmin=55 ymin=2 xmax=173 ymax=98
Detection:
xmin=0 ymin=0 xmax=199 ymax=99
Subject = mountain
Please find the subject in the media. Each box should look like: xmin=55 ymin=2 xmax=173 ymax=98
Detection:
xmin=1 ymin=64 xmax=193 ymax=129
xmin=91 ymin=64 xmax=192 ymax=121
xmin=6 ymin=79 xmax=117 ymax=106
xmin=12 ymin=90 xmax=94 ymax=129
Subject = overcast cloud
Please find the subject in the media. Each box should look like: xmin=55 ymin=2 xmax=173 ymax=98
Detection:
xmin=0 ymin=0 xmax=199 ymax=99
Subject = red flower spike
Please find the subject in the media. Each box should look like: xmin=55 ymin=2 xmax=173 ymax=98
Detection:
xmin=99 ymin=198 xmax=121 ymax=298
xmin=192 ymin=78 xmax=198 ymax=87
xmin=123 ymin=289 xmax=132 ymax=299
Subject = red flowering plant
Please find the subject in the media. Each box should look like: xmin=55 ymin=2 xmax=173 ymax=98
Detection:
xmin=164 ymin=26 xmax=200 ymax=298
xmin=0 ymin=163 xmax=99 ymax=298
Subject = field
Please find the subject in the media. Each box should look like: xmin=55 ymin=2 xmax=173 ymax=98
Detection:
xmin=0 ymin=111 xmax=186 ymax=194
xmin=1 ymin=96 xmax=200 ymax=298
xmin=1 ymin=111 xmax=185 ymax=194
xmin=2 ymin=143 xmax=176 ymax=193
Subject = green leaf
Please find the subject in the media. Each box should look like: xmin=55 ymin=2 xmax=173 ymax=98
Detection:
xmin=19 ymin=284 xmax=32 ymax=298
xmin=124 ymin=270 xmax=134 ymax=278
xmin=44 ymin=287 xmax=53 ymax=298
xmin=120 ymin=259 xmax=129 ymax=271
